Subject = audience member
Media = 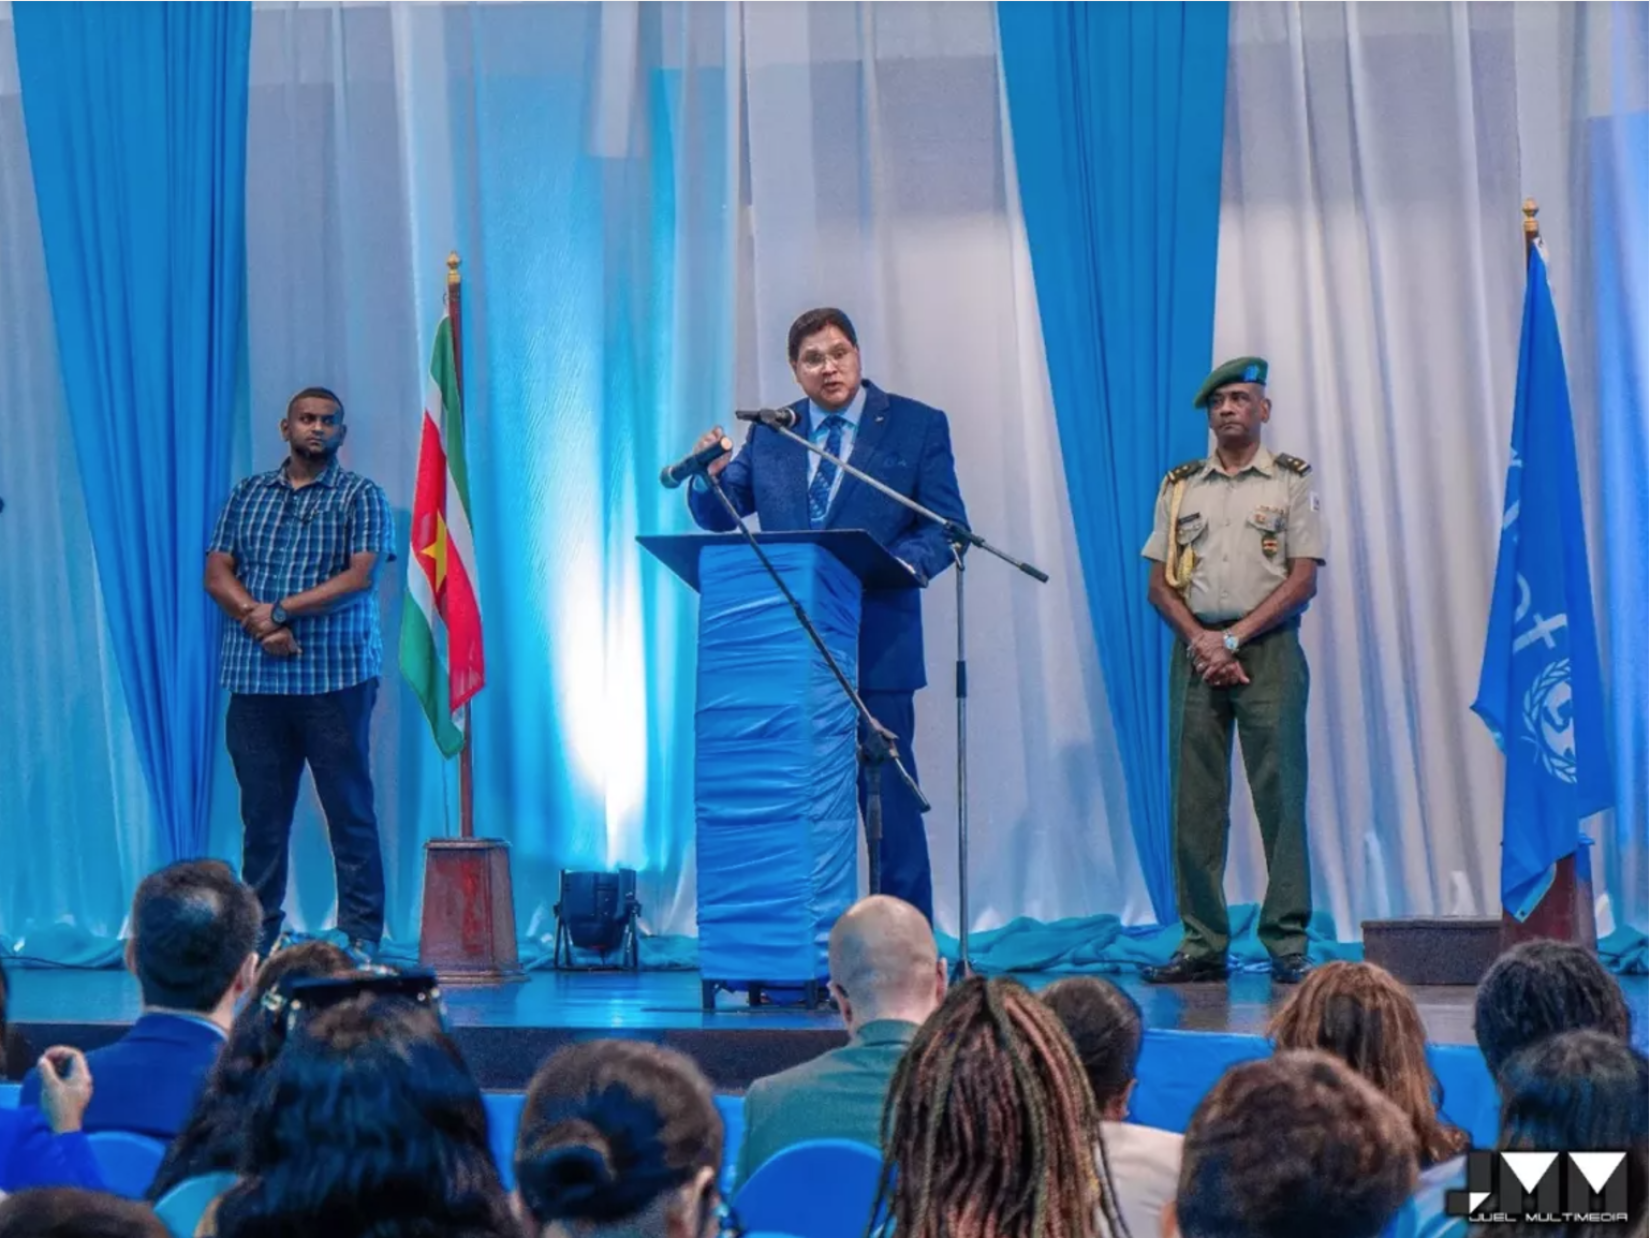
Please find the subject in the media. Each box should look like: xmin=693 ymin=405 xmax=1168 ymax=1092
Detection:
xmin=514 ymin=1040 xmax=724 ymax=1238
xmin=875 ymin=975 xmax=1118 ymax=1238
xmin=20 ymin=860 xmax=260 ymax=1139
xmin=1269 ymin=960 xmax=1469 ymax=1167
xmin=1474 ymin=940 xmax=1631 ymax=1079
xmin=736 ymin=895 xmax=946 ymax=1186
xmin=1473 ymin=1030 xmax=1649 ymax=1238
xmin=147 ymin=940 xmax=354 ymax=1199
xmin=0 ymin=1189 xmax=167 ymax=1238
xmin=1398 ymin=941 xmax=1635 ymax=1238
xmin=1169 ymin=1050 xmax=1418 ymax=1238
xmin=214 ymin=993 xmax=514 ymax=1238
xmin=0 ymin=1047 xmax=104 ymax=1194
xmin=1042 ymin=977 xmax=1180 ymax=1238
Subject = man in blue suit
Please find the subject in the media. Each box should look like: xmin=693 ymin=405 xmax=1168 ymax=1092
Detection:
xmin=685 ymin=307 xmax=969 ymax=923
xmin=20 ymin=860 xmax=258 ymax=1140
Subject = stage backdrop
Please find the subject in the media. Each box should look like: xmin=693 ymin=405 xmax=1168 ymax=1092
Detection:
xmin=0 ymin=1 xmax=1643 ymax=963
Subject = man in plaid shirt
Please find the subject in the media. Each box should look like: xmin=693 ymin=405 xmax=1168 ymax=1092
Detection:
xmin=204 ymin=387 xmax=394 ymax=960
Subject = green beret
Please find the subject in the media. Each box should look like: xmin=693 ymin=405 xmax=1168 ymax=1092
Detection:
xmin=1192 ymin=356 xmax=1268 ymax=408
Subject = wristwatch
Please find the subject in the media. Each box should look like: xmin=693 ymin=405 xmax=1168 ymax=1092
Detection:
xmin=1223 ymin=631 xmax=1242 ymax=654
xmin=271 ymin=602 xmax=291 ymax=627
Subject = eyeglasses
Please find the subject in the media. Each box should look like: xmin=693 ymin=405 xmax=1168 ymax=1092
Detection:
xmin=262 ymin=967 xmax=448 ymax=1035
xmin=797 ymin=345 xmax=856 ymax=373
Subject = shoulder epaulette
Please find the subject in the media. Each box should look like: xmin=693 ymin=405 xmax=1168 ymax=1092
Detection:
xmin=1274 ymin=453 xmax=1312 ymax=476
xmin=1163 ymin=459 xmax=1204 ymax=487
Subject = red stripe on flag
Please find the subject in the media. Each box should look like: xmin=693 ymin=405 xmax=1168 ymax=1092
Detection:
xmin=408 ymin=411 xmax=447 ymax=594
xmin=442 ymin=547 xmax=485 ymax=710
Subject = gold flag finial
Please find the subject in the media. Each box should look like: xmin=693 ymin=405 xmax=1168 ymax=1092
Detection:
xmin=447 ymin=251 xmax=461 ymax=286
xmin=1523 ymin=199 xmax=1539 ymax=253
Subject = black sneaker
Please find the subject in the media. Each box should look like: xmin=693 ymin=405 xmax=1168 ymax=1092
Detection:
xmin=1141 ymin=952 xmax=1229 ymax=984
xmin=1270 ymin=953 xmax=1313 ymax=984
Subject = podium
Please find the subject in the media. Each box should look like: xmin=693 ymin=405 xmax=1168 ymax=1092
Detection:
xmin=639 ymin=530 xmax=918 ymax=1007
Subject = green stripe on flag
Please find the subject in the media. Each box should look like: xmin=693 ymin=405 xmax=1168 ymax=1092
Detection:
xmin=400 ymin=590 xmax=464 ymax=757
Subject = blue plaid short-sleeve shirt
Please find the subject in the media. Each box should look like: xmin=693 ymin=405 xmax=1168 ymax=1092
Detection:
xmin=209 ymin=461 xmax=394 ymax=696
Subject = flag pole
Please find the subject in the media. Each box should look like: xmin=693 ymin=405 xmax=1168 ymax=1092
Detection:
xmin=1497 ymin=195 xmax=1598 ymax=955
xmin=418 ymin=250 xmax=524 ymax=985
xmin=447 ymin=251 xmax=475 ymax=842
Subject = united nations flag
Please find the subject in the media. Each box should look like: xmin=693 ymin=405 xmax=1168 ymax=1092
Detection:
xmin=1471 ymin=241 xmax=1612 ymax=920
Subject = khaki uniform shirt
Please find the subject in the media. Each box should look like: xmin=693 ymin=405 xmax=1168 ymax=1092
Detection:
xmin=1141 ymin=446 xmax=1327 ymax=623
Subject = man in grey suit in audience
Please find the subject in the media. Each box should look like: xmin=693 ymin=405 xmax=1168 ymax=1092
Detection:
xmin=734 ymin=895 xmax=947 ymax=1188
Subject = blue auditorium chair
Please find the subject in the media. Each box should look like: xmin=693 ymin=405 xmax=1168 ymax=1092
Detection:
xmin=85 ymin=1129 xmax=166 ymax=1198
xmin=154 ymin=1170 xmax=239 ymax=1238
xmin=733 ymin=1138 xmax=884 ymax=1238
xmin=714 ymin=1093 xmax=744 ymax=1195
xmin=484 ymin=1091 xmax=527 ymax=1188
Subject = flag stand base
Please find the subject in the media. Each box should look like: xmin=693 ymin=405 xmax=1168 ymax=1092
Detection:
xmin=418 ymin=838 xmax=527 ymax=986
xmin=1500 ymin=853 xmax=1599 ymax=952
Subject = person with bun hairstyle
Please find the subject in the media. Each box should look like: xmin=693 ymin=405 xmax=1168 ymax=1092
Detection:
xmin=513 ymin=1040 xmax=725 ymax=1238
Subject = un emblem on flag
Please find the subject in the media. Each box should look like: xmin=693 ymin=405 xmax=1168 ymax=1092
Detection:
xmin=1522 ymin=658 xmax=1576 ymax=783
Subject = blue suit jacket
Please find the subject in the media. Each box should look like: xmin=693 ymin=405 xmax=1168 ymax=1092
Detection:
xmin=688 ymin=381 xmax=969 ymax=692
xmin=0 ymin=1106 xmax=104 ymax=1192
xmin=19 ymin=1012 xmax=223 ymax=1141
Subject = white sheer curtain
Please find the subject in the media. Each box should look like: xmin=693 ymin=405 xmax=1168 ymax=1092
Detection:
xmin=1214 ymin=1 xmax=1648 ymax=934
xmin=239 ymin=0 xmax=1133 ymax=942
xmin=733 ymin=3 xmax=1147 ymax=932
xmin=241 ymin=1 xmax=744 ymax=942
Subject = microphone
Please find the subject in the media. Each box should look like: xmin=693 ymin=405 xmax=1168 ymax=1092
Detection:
xmin=735 ymin=406 xmax=798 ymax=430
xmin=659 ymin=437 xmax=732 ymax=489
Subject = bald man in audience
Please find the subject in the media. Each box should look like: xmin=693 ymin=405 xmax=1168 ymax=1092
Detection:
xmin=734 ymin=896 xmax=947 ymax=1188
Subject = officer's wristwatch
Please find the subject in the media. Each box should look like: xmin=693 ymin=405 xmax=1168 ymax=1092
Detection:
xmin=271 ymin=602 xmax=291 ymax=627
xmin=1223 ymin=631 xmax=1242 ymax=654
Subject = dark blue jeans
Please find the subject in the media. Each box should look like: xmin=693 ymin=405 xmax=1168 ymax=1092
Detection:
xmin=226 ymin=679 xmax=385 ymax=949
xmin=859 ymin=689 xmax=932 ymax=923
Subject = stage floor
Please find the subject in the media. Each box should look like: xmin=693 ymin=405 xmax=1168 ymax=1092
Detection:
xmin=11 ymin=966 xmax=1646 ymax=1094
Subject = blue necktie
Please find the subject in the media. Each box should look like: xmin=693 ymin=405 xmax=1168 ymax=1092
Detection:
xmin=807 ymin=414 xmax=847 ymax=528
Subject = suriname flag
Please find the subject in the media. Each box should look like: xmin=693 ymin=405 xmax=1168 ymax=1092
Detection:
xmin=400 ymin=314 xmax=484 ymax=756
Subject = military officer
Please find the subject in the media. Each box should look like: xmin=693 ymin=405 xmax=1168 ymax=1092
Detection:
xmin=1139 ymin=357 xmax=1326 ymax=986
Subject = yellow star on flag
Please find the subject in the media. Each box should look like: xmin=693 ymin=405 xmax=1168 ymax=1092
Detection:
xmin=420 ymin=511 xmax=450 ymax=592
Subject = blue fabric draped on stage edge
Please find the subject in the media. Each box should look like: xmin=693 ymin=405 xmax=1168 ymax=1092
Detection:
xmin=997 ymin=2 xmax=1231 ymax=921
xmin=13 ymin=2 xmax=250 ymax=863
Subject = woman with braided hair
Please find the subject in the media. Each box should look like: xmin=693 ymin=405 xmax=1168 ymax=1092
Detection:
xmin=871 ymin=976 xmax=1128 ymax=1238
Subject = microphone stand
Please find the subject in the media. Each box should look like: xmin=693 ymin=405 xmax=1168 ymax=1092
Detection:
xmin=693 ymin=464 xmax=930 ymax=918
xmin=763 ymin=416 xmax=1048 ymax=981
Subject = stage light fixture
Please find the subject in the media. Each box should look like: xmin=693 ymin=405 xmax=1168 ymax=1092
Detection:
xmin=553 ymin=868 xmax=641 ymax=971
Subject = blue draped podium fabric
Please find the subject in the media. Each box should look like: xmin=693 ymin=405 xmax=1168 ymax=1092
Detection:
xmin=694 ymin=545 xmax=860 ymax=986
xmin=13 ymin=2 xmax=250 ymax=863
xmin=997 ymin=2 xmax=1231 ymax=921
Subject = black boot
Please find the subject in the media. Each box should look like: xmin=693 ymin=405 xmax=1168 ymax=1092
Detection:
xmin=1141 ymin=952 xmax=1230 ymax=984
